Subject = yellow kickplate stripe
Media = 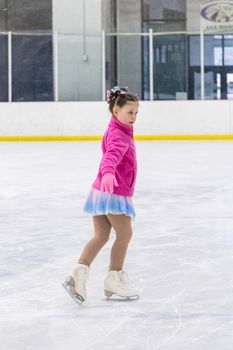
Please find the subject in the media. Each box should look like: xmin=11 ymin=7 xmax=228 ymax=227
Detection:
xmin=0 ymin=135 xmax=103 ymax=141
xmin=134 ymin=134 xmax=233 ymax=141
xmin=0 ymin=135 xmax=233 ymax=141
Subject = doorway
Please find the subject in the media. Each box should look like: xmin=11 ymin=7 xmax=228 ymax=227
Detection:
xmin=189 ymin=66 xmax=233 ymax=100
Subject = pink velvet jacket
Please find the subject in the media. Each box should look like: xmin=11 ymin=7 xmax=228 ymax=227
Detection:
xmin=92 ymin=116 xmax=137 ymax=197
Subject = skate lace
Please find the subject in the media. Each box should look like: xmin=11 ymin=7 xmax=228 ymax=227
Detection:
xmin=76 ymin=266 xmax=89 ymax=282
xmin=118 ymin=271 xmax=135 ymax=290
xmin=82 ymin=268 xmax=89 ymax=281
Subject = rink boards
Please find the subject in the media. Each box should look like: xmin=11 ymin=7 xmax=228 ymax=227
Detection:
xmin=0 ymin=100 xmax=233 ymax=140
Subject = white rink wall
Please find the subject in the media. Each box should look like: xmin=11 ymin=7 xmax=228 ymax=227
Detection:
xmin=0 ymin=100 xmax=232 ymax=136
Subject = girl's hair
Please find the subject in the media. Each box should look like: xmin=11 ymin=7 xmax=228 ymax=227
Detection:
xmin=107 ymin=86 xmax=138 ymax=113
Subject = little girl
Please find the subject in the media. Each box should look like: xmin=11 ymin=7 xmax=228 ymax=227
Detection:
xmin=62 ymin=86 xmax=139 ymax=303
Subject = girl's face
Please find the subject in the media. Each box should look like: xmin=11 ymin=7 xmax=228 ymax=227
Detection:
xmin=113 ymin=101 xmax=139 ymax=127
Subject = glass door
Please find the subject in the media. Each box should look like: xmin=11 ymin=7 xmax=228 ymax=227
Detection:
xmin=227 ymin=73 xmax=233 ymax=100
xmin=189 ymin=67 xmax=233 ymax=100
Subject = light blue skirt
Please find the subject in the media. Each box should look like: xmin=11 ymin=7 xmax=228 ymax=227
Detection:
xmin=83 ymin=187 xmax=135 ymax=220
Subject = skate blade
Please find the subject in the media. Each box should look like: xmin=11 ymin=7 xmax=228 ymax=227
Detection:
xmin=61 ymin=282 xmax=84 ymax=305
xmin=104 ymin=289 xmax=140 ymax=301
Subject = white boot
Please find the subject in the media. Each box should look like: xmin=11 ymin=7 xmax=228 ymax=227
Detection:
xmin=62 ymin=263 xmax=89 ymax=303
xmin=104 ymin=270 xmax=139 ymax=299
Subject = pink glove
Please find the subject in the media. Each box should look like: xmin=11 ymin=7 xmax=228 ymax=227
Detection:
xmin=100 ymin=173 xmax=118 ymax=193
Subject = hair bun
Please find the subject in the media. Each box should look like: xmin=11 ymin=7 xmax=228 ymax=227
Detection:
xmin=106 ymin=86 xmax=128 ymax=104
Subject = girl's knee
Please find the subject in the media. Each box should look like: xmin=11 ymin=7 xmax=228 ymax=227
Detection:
xmin=94 ymin=234 xmax=110 ymax=246
xmin=115 ymin=230 xmax=132 ymax=243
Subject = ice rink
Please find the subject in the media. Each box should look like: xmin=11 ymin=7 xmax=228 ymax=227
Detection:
xmin=1 ymin=140 xmax=233 ymax=350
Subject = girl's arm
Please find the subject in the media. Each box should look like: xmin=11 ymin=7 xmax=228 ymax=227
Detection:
xmin=100 ymin=132 xmax=129 ymax=176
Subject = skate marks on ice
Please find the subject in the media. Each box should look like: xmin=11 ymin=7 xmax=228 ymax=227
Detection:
xmin=71 ymin=301 xmax=130 ymax=350
xmin=60 ymin=269 xmax=182 ymax=350
xmin=2 ymin=142 xmax=233 ymax=349
xmin=61 ymin=296 xmax=182 ymax=350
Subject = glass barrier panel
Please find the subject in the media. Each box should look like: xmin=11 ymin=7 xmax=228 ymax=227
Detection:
xmin=189 ymin=33 xmax=233 ymax=100
xmin=153 ymin=34 xmax=188 ymax=100
xmin=12 ymin=34 xmax=53 ymax=102
xmin=105 ymin=34 xmax=144 ymax=100
xmin=57 ymin=33 xmax=102 ymax=101
xmin=142 ymin=34 xmax=150 ymax=100
xmin=0 ymin=30 xmax=232 ymax=102
xmin=0 ymin=34 xmax=8 ymax=101
xmin=105 ymin=35 xmax=117 ymax=94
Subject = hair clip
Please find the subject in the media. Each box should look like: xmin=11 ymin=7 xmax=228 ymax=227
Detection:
xmin=106 ymin=86 xmax=128 ymax=104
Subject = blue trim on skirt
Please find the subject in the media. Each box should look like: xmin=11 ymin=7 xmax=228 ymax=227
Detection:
xmin=83 ymin=188 xmax=135 ymax=220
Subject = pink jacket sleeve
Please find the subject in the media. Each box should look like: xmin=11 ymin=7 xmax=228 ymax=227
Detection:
xmin=100 ymin=131 xmax=129 ymax=176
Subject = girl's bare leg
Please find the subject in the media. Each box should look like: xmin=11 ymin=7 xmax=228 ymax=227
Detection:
xmin=106 ymin=214 xmax=133 ymax=271
xmin=78 ymin=215 xmax=112 ymax=266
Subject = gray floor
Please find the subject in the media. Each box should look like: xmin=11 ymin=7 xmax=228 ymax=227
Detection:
xmin=1 ymin=141 xmax=233 ymax=350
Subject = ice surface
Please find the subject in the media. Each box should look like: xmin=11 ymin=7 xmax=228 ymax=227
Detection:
xmin=1 ymin=141 xmax=233 ymax=350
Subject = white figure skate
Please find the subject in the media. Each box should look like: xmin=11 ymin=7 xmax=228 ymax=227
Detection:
xmin=62 ymin=263 xmax=89 ymax=304
xmin=104 ymin=270 xmax=139 ymax=300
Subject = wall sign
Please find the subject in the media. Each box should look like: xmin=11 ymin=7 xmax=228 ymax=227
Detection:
xmin=200 ymin=0 xmax=233 ymax=31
